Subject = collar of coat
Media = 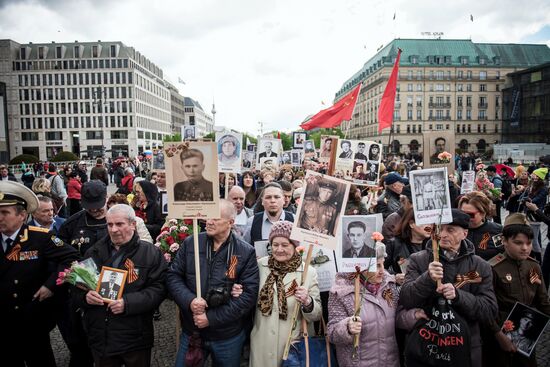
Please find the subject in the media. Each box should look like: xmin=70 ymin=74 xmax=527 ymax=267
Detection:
xmin=331 ymin=271 xmax=396 ymax=297
xmin=426 ymin=238 xmax=475 ymax=263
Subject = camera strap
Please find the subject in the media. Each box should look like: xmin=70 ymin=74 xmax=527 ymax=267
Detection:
xmin=206 ymin=233 xmax=235 ymax=288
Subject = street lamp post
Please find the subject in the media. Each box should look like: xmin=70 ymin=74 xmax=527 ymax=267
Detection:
xmin=92 ymin=87 xmax=108 ymax=158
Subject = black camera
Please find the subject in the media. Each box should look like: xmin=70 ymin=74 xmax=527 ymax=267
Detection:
xmin=205 ymin=287 xmax=230 ymax=308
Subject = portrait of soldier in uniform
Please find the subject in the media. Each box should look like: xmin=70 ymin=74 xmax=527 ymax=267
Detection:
xmin=173 ymin=148 xmax=214 ymax=201
xmin=430 ymin=137 xmax=447 ymax=163
xmin=98 ymin=269 xmax=124 ymax=301
xmin=339 ymin=140 xmax=353 ymax=159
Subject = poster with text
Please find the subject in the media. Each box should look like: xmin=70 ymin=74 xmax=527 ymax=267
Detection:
xmin=336 ymin=214 xmax=382 ymax=273
xmin=216 ymin=131 xmax=242 ymax=173
xmin=290 ymin=171 xmax=350 ymax=249
xmin=165 ymin=141 xmax=220 ymax=219
xmin=409 ymin=167 xmax=452 ymax=225
xmin=334 ymin=139 xmax=382 ymax=185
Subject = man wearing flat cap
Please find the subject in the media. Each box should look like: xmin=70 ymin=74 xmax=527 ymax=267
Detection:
xmin=377 ymin=172 xmax=407 ymax=220
xmin=0 ymin=181 xmax=79 ymax=367
xmin=482 ymin=213 xmax=550 ymax=366
xmin=399 ymin=209 xmax=498 ymax=367
xmin=57 ymin=179 xmax=109 ymax=366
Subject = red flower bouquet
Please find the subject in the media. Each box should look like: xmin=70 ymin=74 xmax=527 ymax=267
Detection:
xmin=155 ymin=218 xmax=194 ymax=262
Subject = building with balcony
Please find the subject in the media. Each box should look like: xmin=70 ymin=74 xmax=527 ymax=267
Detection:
xmin=337 ymin=39 xmax=550 ymax=156
xmin=502 ymin=62 xmax=550 ymax=144
xmin=183 ymin=96 xmax=214 ymax=137
xmin=0 ymin=39 xmax=172 ymax=160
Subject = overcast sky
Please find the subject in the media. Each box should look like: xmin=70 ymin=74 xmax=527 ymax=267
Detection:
xmin=1 ymin=0 xmax=549 ymax=135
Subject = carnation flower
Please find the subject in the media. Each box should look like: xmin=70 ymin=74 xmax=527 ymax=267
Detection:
xmin=169 ymin=243 xmax=180 ymax=252
xmin=164 ymin=253 xmax=172 ymax=262
xmin=371 ymin=232 xmax=384 ymax=242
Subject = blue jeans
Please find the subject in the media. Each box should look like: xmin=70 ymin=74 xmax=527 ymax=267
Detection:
xmin=175 ymin=330 xmax=245 ymax=367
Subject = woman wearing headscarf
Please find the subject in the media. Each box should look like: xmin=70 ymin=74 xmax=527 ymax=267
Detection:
xmin=247 ymin=221 xmax=322 ymax=366
xmin=132 ymin=180 xmax=163 ymax=241
xmin=327 ymin=242 xmax=422 ymax=367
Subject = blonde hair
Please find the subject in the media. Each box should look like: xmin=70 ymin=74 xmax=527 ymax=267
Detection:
xmin=32 ymin=178 xmax=51 ymax=194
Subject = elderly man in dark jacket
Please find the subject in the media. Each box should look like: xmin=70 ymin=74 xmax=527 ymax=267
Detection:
xmin=399 ymin=209 xmax=498 ymax=367
xmin=167 ymin=199 xmax=259 ymax=367
xmin=376 ymin=172 xmax=408 ymax=220
xmin=76 ymin=204 xmax=167 ymax=367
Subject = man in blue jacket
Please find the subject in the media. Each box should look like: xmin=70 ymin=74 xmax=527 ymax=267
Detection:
xmin=167 ymin=199 xmax=259 ymax=367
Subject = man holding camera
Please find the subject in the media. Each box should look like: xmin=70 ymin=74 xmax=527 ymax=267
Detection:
xmin=167 ymin=200 xmax=259 ymax=366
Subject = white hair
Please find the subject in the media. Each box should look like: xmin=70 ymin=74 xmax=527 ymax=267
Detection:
xmin=107 ymin=204 xmax=136 ymax=223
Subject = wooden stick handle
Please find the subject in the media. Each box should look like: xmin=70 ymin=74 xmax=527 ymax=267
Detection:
xmin=224 ymin=174 xmax=229 ymax=199
xmin=193 ymin=218 xmax=201 ymax=299
xmin=353 ymin=275 xmax=361 ymax=357
xmin=282 ymin=243 xmax=314 ymax=360
xmin=432 ymin=228 xmax=442 ymax=288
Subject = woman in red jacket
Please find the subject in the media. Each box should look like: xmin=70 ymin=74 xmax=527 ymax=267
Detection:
xmin=67 ymin=173 xmax=82 ymax=215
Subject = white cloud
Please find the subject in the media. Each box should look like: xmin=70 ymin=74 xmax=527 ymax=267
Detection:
xmin=1 ymin=0 xmax=549 ymax=135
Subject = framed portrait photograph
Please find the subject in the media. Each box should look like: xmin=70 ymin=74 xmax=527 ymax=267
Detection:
xmin=152 ymin=149 xmax=165 ymax=170
xmin=216 ymin=131 xmax=242 ymax=173
xmin=257 ymin=138 xmax=281 ymax=165
xmin=241 ymin=150 xmax=255 ymax=170
xmin=290 ymin=170 xmax=350 ymax=249
xmin=164 ymin=141 xmax=221 ymax=219
xmin=182 ymin=125 xmax=196 ymax=140
xmin=409 ymin=167 xmax=453 ymax=225
xmin=423 ymin=131 xmax=455 ymax=171
xmin=293 ymin=132 xmax=307 ymax=149
xmin=336 ymin=214 xmax=382 ymax=273
xmin=280 ymin=151 xmax=292 ymax=165
xmin=160 ymin=191 xmax=168 ymax=215
xmin=303 ymin=139 xmax=316 ymax=160
xmin=502 ymin=302 xmax=550 ymax=357
xmin=96 ymin=266 xmax=128 ymax=303
xmin=319 ymin=135 xmax=337 ymax=163
xmin=460 ymin=170 xmax=475 ymax=194
xmin=291 ymin=149 xmax=302 ymax=167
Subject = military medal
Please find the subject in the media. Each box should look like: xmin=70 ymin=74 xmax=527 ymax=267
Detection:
xmin=505 ymin=273 xmax=512 ymax=282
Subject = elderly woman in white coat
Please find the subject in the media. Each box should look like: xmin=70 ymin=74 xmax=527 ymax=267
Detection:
xmin=232 ymin=221 xmax=322 ymax=366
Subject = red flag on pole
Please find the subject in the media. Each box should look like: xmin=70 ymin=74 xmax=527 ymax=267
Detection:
xmin=378 ymin=49 xmax=402 ymax=133
xmin=300 ymin=83 xmax=362 ymax=131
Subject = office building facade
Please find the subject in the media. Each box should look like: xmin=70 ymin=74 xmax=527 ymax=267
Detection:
xmin=0 ymin=39 xmax=172 ymax=160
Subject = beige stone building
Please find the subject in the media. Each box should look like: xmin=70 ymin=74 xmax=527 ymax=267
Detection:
xmin=337 ymin=39 xmax=550 ymax=156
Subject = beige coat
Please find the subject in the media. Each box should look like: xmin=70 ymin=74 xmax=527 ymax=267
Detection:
xmin=249 ymin=256 xmax=322 ymax=367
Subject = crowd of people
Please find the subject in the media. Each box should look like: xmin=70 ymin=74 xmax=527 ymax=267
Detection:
xmin=1 ymin=149 xmax=549 ymax=367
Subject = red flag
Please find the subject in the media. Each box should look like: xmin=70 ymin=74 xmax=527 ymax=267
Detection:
xmin=300 ymin=83 xmax=362 ymax=131
xmin=277 ymin=132 xmax=281 ymax=139
xmin=378 ymin=49 xmax=402 ymax=133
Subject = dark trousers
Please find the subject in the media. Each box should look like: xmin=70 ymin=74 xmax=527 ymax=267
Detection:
xmin=1 ymin=328 xmax=56 ymax=367
xmin=92 ymin=348 xmax=151 ymax=367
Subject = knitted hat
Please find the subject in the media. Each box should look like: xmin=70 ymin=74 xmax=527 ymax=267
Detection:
xmin=533 ymin=167 xmax=548 ymax=180
xmin=269 ymin=220 xmax=298 ymax=246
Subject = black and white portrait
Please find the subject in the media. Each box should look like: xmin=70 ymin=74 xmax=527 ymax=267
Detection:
xmin=291 ymin=149 xmax=302 ymax=167
xmin=183 ymin=125 xmax=196 ymax=140
xmin=338 ymin=140 xmax=353 ymax=159
xmin=460 ymin=170 xmax=475 ymax=194
xmin=280 ymin=151 xmax=291 ymax=165
xmin=409 ymin=167 xmax=453 ymax=225
xmin=152 ymin=150 xmax=165 ymax=170
xmin=97 ymin=266 xmax=127 ymax=302
xmin=503 ymin=302 xmax=550 ymax=357
xmin=293 ymin=132 xmax=307 ymax=149
xmin=257 ymin=138 xmax=280 ymax=164
xmin=242 ymin=151 xmax=255 ymax=170
xmin=337 ymin=214 xmax=382 ymax=272
xmin=291 ymin=171 xmax=351 ymax=249
xmin=160 ymin=191 xmax=168 ymax=215
xmin=216 ymin=132 xmax=242 ymax=173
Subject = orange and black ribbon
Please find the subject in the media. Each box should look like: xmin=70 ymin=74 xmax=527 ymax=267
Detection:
xmin=285 ymin=279 xmax=299 ymax=298
xmin=454 ymin=271 xmax=482 ymax=289
xmin=225 ymin=255 xmax=238 ymax=280
xmin=124 ymin=258 xmax=139 ymax=283
xmin=529 ymin=268 xmax=541 ymax=285
xmin=382 ymin=288 xmax=395 ymax=306
xmin=479 ymin=233 xmax=491 ymax=250
xmin=6 ymin=244 xmax=21 ymax=261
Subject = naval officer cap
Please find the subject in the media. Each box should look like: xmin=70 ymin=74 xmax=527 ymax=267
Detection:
xmin=0 ymin=181 xmax=39 ymax=213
